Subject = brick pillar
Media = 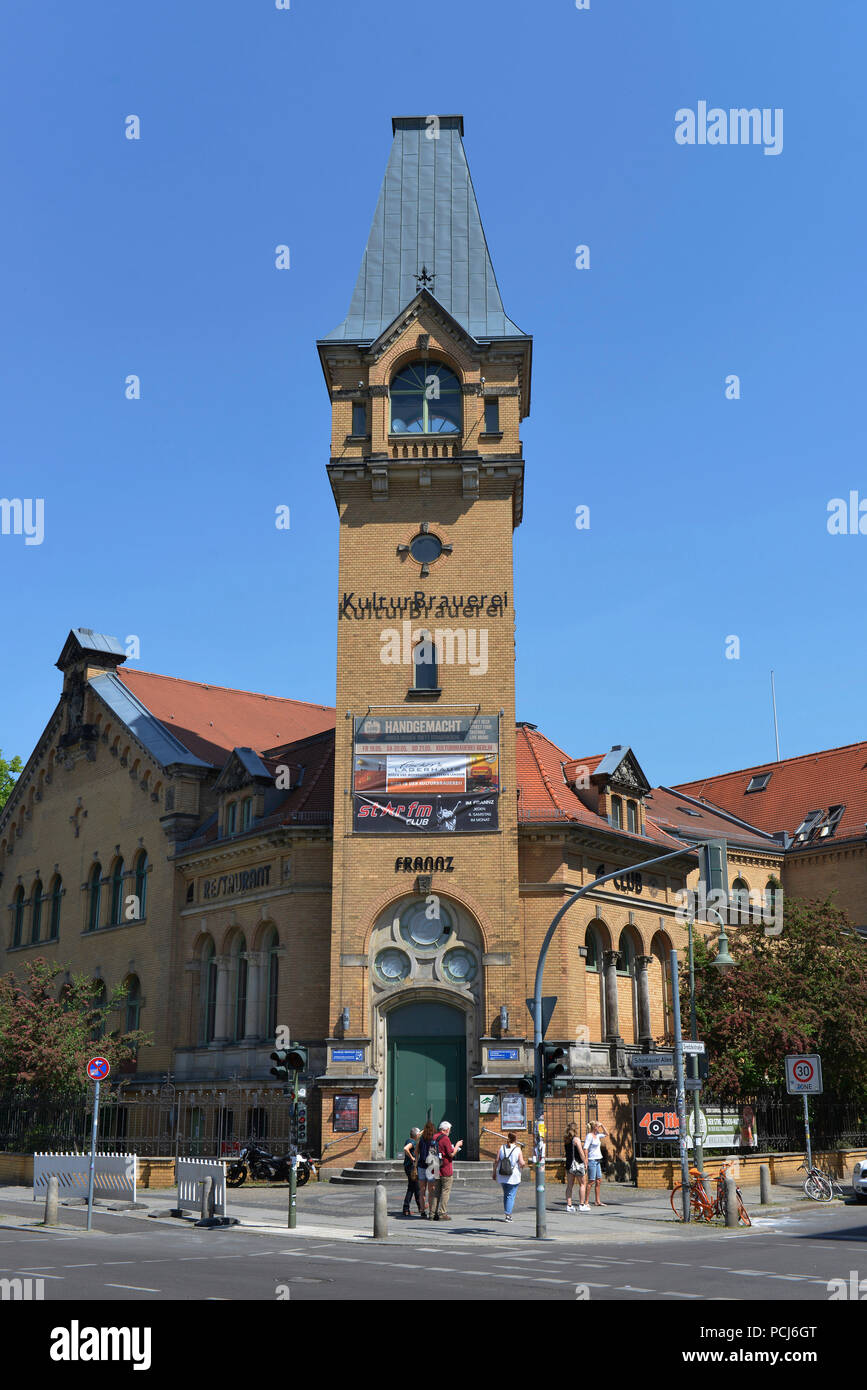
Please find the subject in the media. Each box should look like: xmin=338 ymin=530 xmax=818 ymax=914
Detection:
xmin=602 ymin=950 xmax=622 ymax=1042
xmin=635 ymin=954 xmax=654 ymax=1044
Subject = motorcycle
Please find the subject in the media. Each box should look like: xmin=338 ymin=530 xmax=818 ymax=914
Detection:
xmin=226 ymin=1141 xmax=316 ymax=1188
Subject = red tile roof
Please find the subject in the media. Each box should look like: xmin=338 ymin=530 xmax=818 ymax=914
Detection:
xmin=516 ymin=726 xmax=685 ymax=850
xmin=116 ymin=669 xmax=335 ymax=766
xmin=675 ymin=741 xmax=867 ymax=844
xmin=645 ymin=786 xmax=780 ymax=850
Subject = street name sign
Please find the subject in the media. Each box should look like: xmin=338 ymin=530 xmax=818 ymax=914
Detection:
xmin=681 ymin=1041 xmax=706 ymax=1055
xmin=785 ymin=1054 xmax=823 ymax=1094
xmin=628 ymin=1052 xmax=673 ymax=1068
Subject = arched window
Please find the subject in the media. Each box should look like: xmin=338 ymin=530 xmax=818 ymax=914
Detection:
xmin=389 ymin=361 xmax=462 ymax=435
xmin=765 ymin=877 xmax=781 ymax=924
xmin=124 ymin=975 xmax=142 ymax=1035
xmin=201 ymin=939 xmax=217 ymax=1044
xmin=617 ymin=929 xmax=635 ymax=976
xmin=412 ymin=630 xmax=438 ymax=690
xmin=584 ymin=925 xmax=600 ymax=972
xmin=87 ymin=863 xmax=102 ymax=932
xmin=31 ymin=880 xmax=43 ymax=944
xmin=49 ymin=875 xmax=62 ymax=940
xmin=610 ymin=796 xmax=623 ymax=829
xmin=233 ymin=935 xmax=248 ymax=1042
xmin=134 ymin=850 xmax=148 ymax=919
xmin=90 ymin=979 xmax=106 ymax=1042
xmin=265 ymin=928 xmax=280 ymax=1040
xmin=110 ymin=859 xmax=125 ymax=925
xmin=731 ymin=878 xmax=751 ymax=926
xmin=12 ymin=886 xmax=25 ymax=947
xmin=626 ymin=800 xmax=638 ymax=834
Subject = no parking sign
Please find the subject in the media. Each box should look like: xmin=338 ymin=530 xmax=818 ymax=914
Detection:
xmin=785 ymin=1054 xmax=823 ymax=1094
xmin=86 ymin=1056 xmax=109 ymax=1081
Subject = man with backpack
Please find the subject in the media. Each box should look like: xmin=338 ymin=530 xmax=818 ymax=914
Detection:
xmin=431 ymin=1120 xmax=463 ymax=1221
xmin=492 ymin=1130 xmax=526 ymax=1221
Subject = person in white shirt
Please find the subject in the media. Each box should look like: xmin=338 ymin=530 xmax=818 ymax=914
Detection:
xmin=583 ymin=1122 xmax=608 ymax=1207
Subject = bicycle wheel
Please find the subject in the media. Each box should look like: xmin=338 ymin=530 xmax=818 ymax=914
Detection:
xmin=736 ymin=1189 xmax=752 ymax=1227
xmin=803 ymin=1174 xmax=827 ymax=1201
xmin=671 ymin=1183 xmax=710 ymax=1220
xmin=813 ymin=1173 xmax=834 ymax=1201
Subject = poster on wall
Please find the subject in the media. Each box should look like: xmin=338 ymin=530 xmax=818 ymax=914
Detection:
xmin=500 ymin=1093 xmax=527 ymax=1129
xmin=352 ymin=715 xmax=499 ymax=833
xmin=687 ymin=1105 xmax=759 ymax=1149
xmin=333 ymin=1095 xmax=359 ymax=1133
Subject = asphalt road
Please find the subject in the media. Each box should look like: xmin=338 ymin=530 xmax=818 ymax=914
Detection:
xmin=1 ymin=1201 xmax=865 ymax=1301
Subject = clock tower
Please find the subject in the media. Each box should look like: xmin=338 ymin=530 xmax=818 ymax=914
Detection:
xmin=316 ymin=116 xmax=532 ymax=1158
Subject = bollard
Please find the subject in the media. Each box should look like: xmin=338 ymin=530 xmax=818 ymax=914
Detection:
xmin=759 ymin=1163 xmax=771 ymax=1205
xmin=724 ymin=1175 xmax=738 ymax=1228
xmin=199 ymin=1175 xmax=214 ymax=1222
xmin=44 ymin=1175 xmax=59 ymax=1227
xmin=373 ymin=1182 xmax=388 ymax=1239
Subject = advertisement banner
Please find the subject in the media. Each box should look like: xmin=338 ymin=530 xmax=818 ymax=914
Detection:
xmin=635 ymin=1104 xmax=681 ymax=1142
xmin=687 ymin=1105 xmax=759 ymax=1149
xmin=352 ymin=714 xmax=499 ymax=833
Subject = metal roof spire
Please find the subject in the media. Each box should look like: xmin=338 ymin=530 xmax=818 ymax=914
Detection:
xmin=321 ymin=116 xmax=528 ymax=344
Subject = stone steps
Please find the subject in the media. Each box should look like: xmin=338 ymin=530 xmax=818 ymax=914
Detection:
xmin=328 ymin=1159 xmax=528 ymax=1186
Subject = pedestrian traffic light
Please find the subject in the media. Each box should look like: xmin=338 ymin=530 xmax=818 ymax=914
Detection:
xmin=516 ymin=1074 xmax=536 ymax=1097
xmin=541 ymin=1043 xmax=568 ymax=1096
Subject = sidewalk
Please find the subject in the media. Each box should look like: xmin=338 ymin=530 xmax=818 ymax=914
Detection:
xmin=0 ymin=1176 xmax=817 ymax=1246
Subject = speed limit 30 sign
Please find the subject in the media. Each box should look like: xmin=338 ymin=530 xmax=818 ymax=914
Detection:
xmin=785 ymin=1054 xmax=823 ymax=1094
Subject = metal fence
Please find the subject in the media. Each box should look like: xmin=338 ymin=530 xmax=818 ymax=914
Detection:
xmin=0 ymin=1084 xmax=298 ymax=1159
xmin=633 ymin=1086 xmax=867 ymax=1159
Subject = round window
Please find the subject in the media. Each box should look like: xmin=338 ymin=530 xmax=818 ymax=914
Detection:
xmin=441 ymin=947 xmax=477 ymax=985
xmin=374 ymin=948 xmax=411 ymax=984
xmin=409 ymin=532 xmax=443 ymax=565
xmin=399 ymin=899 xmax=453 ymax=950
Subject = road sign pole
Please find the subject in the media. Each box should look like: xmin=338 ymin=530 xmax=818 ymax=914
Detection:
xmin=86 ymin=1078 xmax=100 ymax=1232
xmin=803 ymin=1094 xmax=812 ymax=1171
xmin=669 ymin=951 xmax=691 ymax=1223
xmin=687 ymin=920 xmax=705 ymax=1178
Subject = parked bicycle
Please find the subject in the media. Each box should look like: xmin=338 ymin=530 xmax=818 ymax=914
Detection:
xmin=798 ymin=1160 xmax=843 ymax=1202
xmin=671 ymin=1161 xmax=751 ymax=1226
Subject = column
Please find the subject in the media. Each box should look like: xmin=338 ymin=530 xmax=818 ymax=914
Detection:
xmin=635 ymin=955 xmax=654 ymax=1044
xmin=243 ymin=951 xmax=266 ymax=1041
xmin=212 ymin=956 xmax=232 ymax=1045
xmin=602 ymin=949 xmax=622 ymax=1042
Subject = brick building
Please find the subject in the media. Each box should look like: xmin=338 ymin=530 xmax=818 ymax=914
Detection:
xmin=1 ymin=117 xmax=859 ymax=1172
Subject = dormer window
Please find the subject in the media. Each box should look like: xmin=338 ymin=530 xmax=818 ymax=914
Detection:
xmin=225 ymin=801 xmax=237 ymax=835
xmin=626 ymin=800 xmax=638 ymax=834
xmin=390 ymin=361 xmax=461 ymax=435
xmin=611 ymin=796 xmax=623 ymax=829
xmin=241 ymin=797 xmax=253 ymax=831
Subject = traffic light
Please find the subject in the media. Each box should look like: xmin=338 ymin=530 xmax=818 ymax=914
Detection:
xmin=296 ymin=1102 xmax=308 ymax=1144
xmin=541 ymin=1043 xmax=568 ymax=1096
xmin=516 ymin=1074 xmax=536 ymax=1097
xmin=697 ymin=1052 xmax=710 ymax=1081
xmin=270 ymin=1043 xmax=308 ymax=1080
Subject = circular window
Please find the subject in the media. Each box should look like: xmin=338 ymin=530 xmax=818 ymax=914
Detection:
xmin=399 ymin=899 xmax=453 ymax=951
xmin=409 ymin=532 xmax=443 ymax=565
xmin=374 ymin=948 xmax=411 ymax=984
xmin=441 ymin=947 xmax=477 ymax=985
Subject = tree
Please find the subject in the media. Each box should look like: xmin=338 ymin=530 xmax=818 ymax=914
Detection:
xmin=682 ymin=897 xmax=867 ymax=1104
xmin=0 ymin=958 xmax=150 ymax=1096
xmin=0 ymin=749 xmax=22 ymax=811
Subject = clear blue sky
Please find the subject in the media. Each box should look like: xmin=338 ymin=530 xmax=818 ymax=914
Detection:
xmin=2 ymin=1 xmax=865 ymax=787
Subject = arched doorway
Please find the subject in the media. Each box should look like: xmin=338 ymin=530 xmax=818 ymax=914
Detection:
xmin=386 ymin=1000 xmax=467 ymax=1158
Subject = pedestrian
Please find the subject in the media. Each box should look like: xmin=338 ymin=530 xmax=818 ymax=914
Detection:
xmin=416 ymin=1120 xmax=440 ymax=1218
xmin=431 ymin=1120 xmax=463 ymax=1221
xmin=402 ymin=1126 xmax=423 ymax=1217
xmin=492 ymin=1130 xmax=526 ymax=1221
xmin=564 ymin=1122 xmax=588 ymax=1212
xmin=583 ymin=1121 xmax=608 ymax=1206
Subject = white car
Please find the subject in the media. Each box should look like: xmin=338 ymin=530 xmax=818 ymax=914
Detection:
xmin=853 ymin=1160 xmax=867 ymax=1203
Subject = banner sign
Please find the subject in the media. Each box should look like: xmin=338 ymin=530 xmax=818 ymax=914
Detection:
xmin=687 ymin=1105 xmax=759 ymax=1149
xmin=635 ymin=1104 xmax=681 ymax=1141
xmin=352 ymin=715 xmax=499 ymax=833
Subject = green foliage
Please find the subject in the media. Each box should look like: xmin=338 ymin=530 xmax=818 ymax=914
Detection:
xmin=0 ymin=958 xmax=150 ymax=1097
xmin=0 ymin=750 xmax=23 ymax=811
xmin=681 ymin=898 xmax=867 ymax=1103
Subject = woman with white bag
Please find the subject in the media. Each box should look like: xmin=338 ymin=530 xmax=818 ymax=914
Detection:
xmin=563 ymin=1121 xmax=588 ymax=1212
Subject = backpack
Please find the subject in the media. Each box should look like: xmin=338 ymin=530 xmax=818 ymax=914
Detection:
xmin=422 ymin=1136 xmax=441 ymax=1180
xmin=498 ymin=1144 xmax=516 ymax=1178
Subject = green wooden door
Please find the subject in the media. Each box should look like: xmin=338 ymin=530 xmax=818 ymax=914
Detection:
xmin=387 ymin=1002 xmax=466 ymax=1158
